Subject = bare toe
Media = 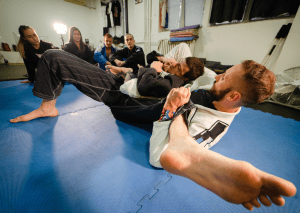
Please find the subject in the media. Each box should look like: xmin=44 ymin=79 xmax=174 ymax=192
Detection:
xmin=242 ymin=202 xmax=253 ymax=211
xmin=250 ymin=198 xmax=261 ymax=208
xmin=258 ymin=194 xmax=272 ymax=206
xmin=10 ymin=117 xmax=21 ymax=123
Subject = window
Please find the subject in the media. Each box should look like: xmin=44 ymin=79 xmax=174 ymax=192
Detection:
xmin=159 ymin=0 xmax=205 ymax=32
xmin=209 ymin=0 xmax=300 ymax=26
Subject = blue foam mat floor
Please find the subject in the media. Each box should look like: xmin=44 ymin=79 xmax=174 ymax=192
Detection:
xmin=0 ymin=81 xmax=299 ymax=213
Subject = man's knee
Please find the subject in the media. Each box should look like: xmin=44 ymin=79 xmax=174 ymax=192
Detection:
xmin=42 ymin=49 xmax=63 ymax=60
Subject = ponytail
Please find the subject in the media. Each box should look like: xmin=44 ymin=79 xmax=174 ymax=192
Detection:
xmin=17 ymin=25 xmax=31 ymax=58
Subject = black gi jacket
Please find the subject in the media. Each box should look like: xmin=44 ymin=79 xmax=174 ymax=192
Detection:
xmin=109 ymin=45 xmax=145 ymax=75
xmin=63 ymin=42 xmax=95 ymax=64
xmin=137 ymin=67 xmax=184 ymax=98
xmin=23 ymin=40 xmax=58 ymax=82
xmin=146 ymin=50 xmax=163 ymax=65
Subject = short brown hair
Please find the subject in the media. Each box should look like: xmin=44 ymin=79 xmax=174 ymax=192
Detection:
xmin=240 ymin=60 xmax=276 ymax=104
xmin=104 ymin=33 xmax=112 ymax=39
xmin=184 ymin=57 xmax=205 ymax=80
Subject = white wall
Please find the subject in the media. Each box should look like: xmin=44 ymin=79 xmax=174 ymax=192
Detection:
xmin=0 ymin=0 xmax=105 ymax=49
xmin=127 ymin=0 xmax=145 ymax=50
xmin=127 ymin=0 xmax=297 ymax=73
xmin=273 ymin=6 xmax=300 ymax=75
xmin=1 ymin=0 xmax=298 ymax=72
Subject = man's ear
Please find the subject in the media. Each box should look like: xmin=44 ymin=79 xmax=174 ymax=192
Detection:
xmin=229 ymin=91 xmax=241 ymax=102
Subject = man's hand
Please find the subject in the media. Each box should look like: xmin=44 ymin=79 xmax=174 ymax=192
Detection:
xmin=157 ymin=56 xmax=177 ymax=65
xmin=105 ymin=61 xmax=112 ymax=65
xmin=114 ymin=59 xmax=124 ymax=67
xmin=165 ymin=58 xmax=177 ymax=65
xmin=163 ymin=87 xmax=191 ymax=113
xmin=151 ymin=61 xmax=164 ymax=73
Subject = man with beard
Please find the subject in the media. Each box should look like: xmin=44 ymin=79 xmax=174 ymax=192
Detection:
xmin=9 ymin=56 xmax=297 ymax=211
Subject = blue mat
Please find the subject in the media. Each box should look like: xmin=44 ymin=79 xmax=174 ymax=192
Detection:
xmin=0 ymin=80 xmax=299 ymax=213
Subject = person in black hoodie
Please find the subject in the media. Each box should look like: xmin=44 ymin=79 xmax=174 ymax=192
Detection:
xmin=17 ymin=25 xmax=58 ymax=83
xmin=63 ymin=26 xmax=95 ymax=64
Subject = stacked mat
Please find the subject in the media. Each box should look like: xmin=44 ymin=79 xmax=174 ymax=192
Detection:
xmin=170 ymin=24 xmax=200 ymax=42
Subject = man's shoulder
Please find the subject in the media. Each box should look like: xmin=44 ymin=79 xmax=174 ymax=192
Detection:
xmin=95 ymin=44 xmax=104 ymax=52
xmin=134 ymin=45 xmax=143 ymax=52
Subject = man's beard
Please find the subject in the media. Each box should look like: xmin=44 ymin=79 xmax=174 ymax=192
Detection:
xmin=210 ymin=82 xmax=231 ymax=101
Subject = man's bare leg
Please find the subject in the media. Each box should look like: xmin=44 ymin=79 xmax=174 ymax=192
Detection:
xmin=160 ymin=115 xmax=297 ymax=211
xmin=105 ymin=65 xmax=133 ymax=76
xmin=10 ymin=99 xmax=59 ymax=123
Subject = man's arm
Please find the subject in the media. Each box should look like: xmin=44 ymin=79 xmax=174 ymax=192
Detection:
xmin=94 ymin=46 xmax=110 ymax=66
xmin=123 ymin=47 xmax=146 ymax=68
xmin=109 ymin=48 xmax=126 ymax=66
xmin=146 ymin=50 xmax=176 ymax=66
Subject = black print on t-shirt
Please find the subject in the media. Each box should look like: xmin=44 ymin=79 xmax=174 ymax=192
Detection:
xmin=194 ymin=120 xmax=228 ymax=147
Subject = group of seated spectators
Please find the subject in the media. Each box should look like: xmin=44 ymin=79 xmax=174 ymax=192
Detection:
xmin=17 ymin=25 xmax=205 ymax=98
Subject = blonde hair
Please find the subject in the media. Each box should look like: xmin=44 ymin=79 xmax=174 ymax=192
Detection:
xmin=17 ymin=25 xmax=32 ymax=58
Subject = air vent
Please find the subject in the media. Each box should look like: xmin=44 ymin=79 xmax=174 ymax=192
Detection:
xmin=64 ymin=0 xmax=96 ymax=9
xmin=64 ymin=0 xmax=86 ymax=6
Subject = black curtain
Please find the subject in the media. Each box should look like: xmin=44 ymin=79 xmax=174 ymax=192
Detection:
xmin=210 ymin=0 xmax=248 ymax=24
xmin=250 ymin=0 xmax=300 ymax=20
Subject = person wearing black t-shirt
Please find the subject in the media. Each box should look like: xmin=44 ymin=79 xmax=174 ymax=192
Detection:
xmin=17 ymin=25 xmax=58 ymax=83
xmin=63 ymin=27 xmax=95 ymax=64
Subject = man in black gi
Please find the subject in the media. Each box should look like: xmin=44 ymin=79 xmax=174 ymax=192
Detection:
xmin=109 ymin=34 xmax=145 ymax=75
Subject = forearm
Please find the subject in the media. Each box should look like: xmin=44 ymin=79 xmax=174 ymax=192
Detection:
xmin=169 ymin=114 xmax=190 ymax=141
xmin=157 ymin=56 xmax=168 ymax=63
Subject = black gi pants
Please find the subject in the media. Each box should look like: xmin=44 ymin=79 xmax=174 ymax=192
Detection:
xmin=32 ymin=50 xmax=164 ymax=123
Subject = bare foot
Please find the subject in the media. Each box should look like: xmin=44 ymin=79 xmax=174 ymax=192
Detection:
xmin=10 ymin=99 xmax=59 ymax=123
xmin=160 ymin=135 xmax=297 ymax=211
xmin=20 ymin=80 xmax=32 ymax=83
xmin=105 ymin=65 xmax=133 ymax=76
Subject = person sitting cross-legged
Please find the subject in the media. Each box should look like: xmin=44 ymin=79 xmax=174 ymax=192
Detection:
xmin=94 ymin=33 xmax=117 ymax=70
xmin=109 ymin=33 xmax=145 ymax=76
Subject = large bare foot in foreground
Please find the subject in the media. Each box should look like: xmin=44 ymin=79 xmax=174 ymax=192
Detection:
xmin=10 ymin=99 xmax=59 ymax=123
xmin=160 ymin=116 xmax=297 ymax=211
xmin=20 ymin=80 xmax=33 ymax=83
xmin=105 ymin=65 xmax=133 ymax=76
